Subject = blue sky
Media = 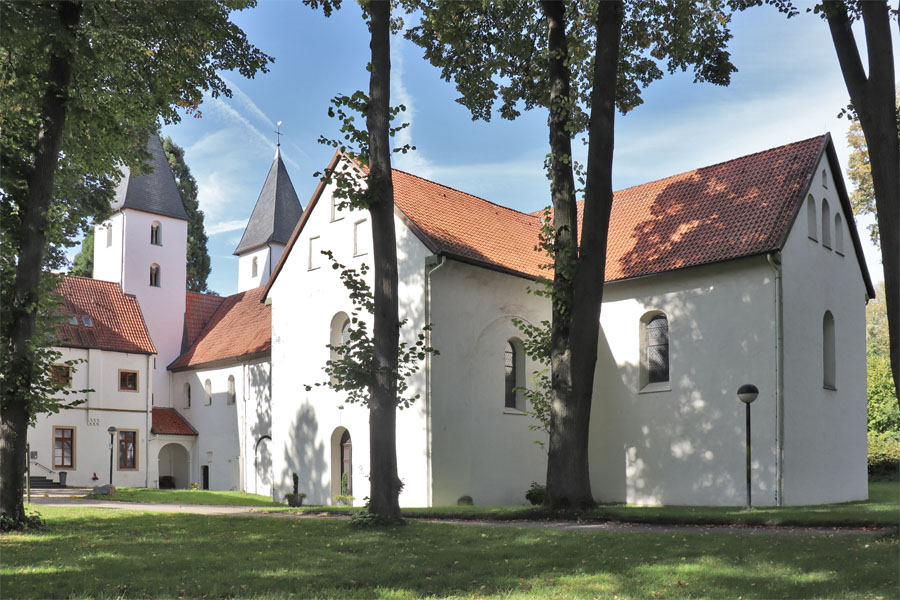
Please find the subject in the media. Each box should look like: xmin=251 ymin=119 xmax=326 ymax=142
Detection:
xmin=148 ymin=0 xmax=893 ymax=297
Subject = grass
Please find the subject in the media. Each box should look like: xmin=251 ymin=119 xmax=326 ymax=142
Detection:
xmin=2 ymin=505 xmax=897 ymax=599
xmin=267 ymin=481 xmax=900 ymax=529
xmin=85 ymin=487 xmax=282 ymax=507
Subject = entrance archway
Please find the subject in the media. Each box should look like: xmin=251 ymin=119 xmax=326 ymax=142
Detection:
xmin=330 ymin=427 xmax=352 ymax=501
xmin=158 ymin=443 xmax=190 ymax=489
xmin=254 ymin=435 xmax=272 ymax=497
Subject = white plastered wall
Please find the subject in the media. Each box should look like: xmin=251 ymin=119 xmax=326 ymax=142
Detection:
xmin=30 ymin=348 xmax=152 ymax=488
xmin=169 ymin=358 xmax=270 ymax=492
xmin=428 ymin=261 xmax=549 ymax=506
xmin=94 ymin=209 xmax=187 ymax=408
xmin=779 ymin=156 xmax=868 ymax=505
xmin=589 ymin=258 xmax=778 ymax=506
xmin=268 ymin=180 xmax=431 ymax=505
xmin=237 ymin=244 xmax=285 ymax=292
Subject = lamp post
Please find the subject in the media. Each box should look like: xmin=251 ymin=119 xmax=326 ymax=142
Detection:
xmin=737 ymin=384 xmax=759 ymax=510
xmin=107 ymin=426 xmax=117 ymax=486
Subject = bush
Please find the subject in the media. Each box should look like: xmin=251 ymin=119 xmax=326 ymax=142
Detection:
xmin=868 ymin=430 xmax=900 ymax=479
xmin=0 ymin=509 xmax=44 ymax=532
xmin=525 ymin=481 xmax=546 ymax=506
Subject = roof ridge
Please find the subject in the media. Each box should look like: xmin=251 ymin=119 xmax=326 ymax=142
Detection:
xmin=609 ymin=134 xmax=827 ymax=198
xmin=391 ymin=167 xmax=542 ymax=223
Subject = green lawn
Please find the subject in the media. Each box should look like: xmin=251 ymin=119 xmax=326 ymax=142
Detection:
xmin=2 ymin=506 xmax=896 ymax=599
xmin=86 ymin=487 xmax=282 ymax=507
xmin=271 ymin=481 xmax=900 ymax=529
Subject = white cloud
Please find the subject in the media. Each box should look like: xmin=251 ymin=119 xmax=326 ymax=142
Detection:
xmin=207 ymin=219 xmax=249 ymax=235
xmin=391 ymin=38 xmax=435 ymax=178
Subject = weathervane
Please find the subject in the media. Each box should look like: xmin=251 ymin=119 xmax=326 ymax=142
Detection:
xmin=275 ymin=120 xmax=283 ymax=147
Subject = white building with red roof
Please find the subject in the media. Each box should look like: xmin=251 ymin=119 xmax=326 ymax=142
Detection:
xmin=36 ymin=132 xmax=873 ymax=507
xmin=264 ymin=133 xmax=874 ymax=507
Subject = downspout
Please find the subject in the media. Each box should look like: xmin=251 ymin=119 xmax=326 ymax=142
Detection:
xmin=145 ymin=353 xmax=152 ymax=488
xmin=767 ymin=252 xmax=784 ymax=506
xmin=424 ymin=254 xmax=446 ymax=507
xmin=242 ymin=361 xmax=248 ymax=493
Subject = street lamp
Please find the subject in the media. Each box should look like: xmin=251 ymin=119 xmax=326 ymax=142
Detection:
xmin=107 ymin=426 xmax=117 ymax=486
xmin=737 ymin=384 xmax=759 ymax=510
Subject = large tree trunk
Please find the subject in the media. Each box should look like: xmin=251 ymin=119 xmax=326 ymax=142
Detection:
xmin=0 ymin=1 xmax=82 ymax=523
xmin=540 ymin=0 xmax=591 ymax=508
xmin=365 ymin=0 xmax=402 ymax=521
xmin=547 ymin=0 xmax=624 ymax=509
xmin=826 ymin=0 xmax=900 ymax=403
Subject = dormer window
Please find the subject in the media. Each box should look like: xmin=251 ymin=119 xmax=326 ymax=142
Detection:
xmin=150 ymin=222 xmax=162 ymax=246
xmin=67 ymin=313 xmax=78 ymax=325
xmin=150 ymin=264 xmax=161 ymax=287
xmin=81 ymin=315 xmax=94 ymax=327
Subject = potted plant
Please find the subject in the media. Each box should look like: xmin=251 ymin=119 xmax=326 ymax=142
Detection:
xmin=285 ymin=473 xmax=306 ymax=507
xmin=334 ymin=472 xmax=353 ymax=506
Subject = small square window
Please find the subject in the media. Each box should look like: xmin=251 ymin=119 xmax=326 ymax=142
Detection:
xmin=50 ymin=364 xmax=72 ymax=388
xmin=81 ymin=315 xmax=94 ymax=327
xmin=119 ymin=370 xmax=138 ymax=392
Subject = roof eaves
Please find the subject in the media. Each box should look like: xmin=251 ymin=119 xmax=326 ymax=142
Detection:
xmin=168 ymin=349 xmax=271 ymax=373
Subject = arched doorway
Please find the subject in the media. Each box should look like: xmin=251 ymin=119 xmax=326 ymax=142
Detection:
xmin=254 ymin=435 xmax=272 ymax=497
xmin=158 ymin=443 xmax=190 ymax=489
xmin=330 ymin=427 xmax=352 ymax=501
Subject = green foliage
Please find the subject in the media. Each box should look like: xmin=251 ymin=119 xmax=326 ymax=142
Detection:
xmin=292 ymin=472 xmax=300 ymax=496
xmin=0 ymin=508 xmax=43 ymax=532
xmin=407 ymin=0 xmax=737 ymax=130
xmin=341 ymin=472 xmax=349 ymax=496
xmin=846 ymin=90 xmax=899 ymax=248
xmin=525 ymin=482 xmax=547 ymax=506
xmin=866 ymin=282 xmax=898 ymax=435
xmin=69 ymin=229 xmax=94 ymax=278
xmin=1 ymin=0 xmax=269 ymax=425
xmin=867 ymin=431 xmax=900 ymax=479
xmin=163 ymin=136 xmax=212 ymax=293
xmin=349 ymin=509 xmax=403 ymax=527
xmin=305 ymin=251 xmax=437 ymax=409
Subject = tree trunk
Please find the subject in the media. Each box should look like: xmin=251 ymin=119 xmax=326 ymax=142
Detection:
xmin=1 ymin=0 xmax=82 ymax=523
xmin=540 ymin=0 xmax=590 ymax=508
xmin=825 ymin=0 xmax=900 ymax=403
xmin=365 ymin=0 xmax=402 ymax=521
xmin=547 ymin=0 xmax=624 ymax=509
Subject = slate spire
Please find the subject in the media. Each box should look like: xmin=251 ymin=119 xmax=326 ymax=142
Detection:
xmin=112 ymin=135 xmax=188 ymax=221
xmin=234 ymin=147 xmax=303 ymax=255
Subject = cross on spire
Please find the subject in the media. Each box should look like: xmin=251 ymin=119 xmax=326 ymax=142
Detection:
xmin=275 ymin=120 xmax=283 ymax=147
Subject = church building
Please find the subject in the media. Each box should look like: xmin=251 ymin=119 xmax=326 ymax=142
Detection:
xmin=30 ymin=132 xmax=874 ymax=507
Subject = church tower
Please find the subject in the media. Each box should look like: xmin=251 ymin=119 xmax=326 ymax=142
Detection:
xmin=234 ymin=146 xmax=303 ymax=291
xmin=93 ymin=135 xmax=188 ymax=407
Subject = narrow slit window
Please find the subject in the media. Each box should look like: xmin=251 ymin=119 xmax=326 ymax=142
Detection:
xmin=354 ymin=219 xmax=368 ymax=256
xmin=252 ymin=256 xmax=258 ymax=278
xmin=227 ymin=375 xmax=236 ymax=405
xmin=204 ymin=379 xmax=212 ymax=405
xmin=821 ymin=199 xmax=832 ymax=249
xmin=150 ymin=264 xmax=161 ymax=287
xmin=308 ymin=237 xmax=320 ymax=270
xmin=834 ymin=213 xmax=844 ymax=255
xmin=806 ymin=195 xmax=817 ymax=241
xmin=150 ymin=222 xmax=162 ymax=245
xmin=823 ymin=311 xmax=836 ymax=389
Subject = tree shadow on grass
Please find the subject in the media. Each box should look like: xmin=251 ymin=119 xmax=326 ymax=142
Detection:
xmin=3 ymin=509 xmax=897 ymax=599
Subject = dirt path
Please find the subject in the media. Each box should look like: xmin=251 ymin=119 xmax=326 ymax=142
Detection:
xmin=27 ymin=489 xmax=893 ymax=536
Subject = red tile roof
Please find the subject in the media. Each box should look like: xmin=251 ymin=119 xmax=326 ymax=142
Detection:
xmin=395 ymin=136 xmax=826 ymax=281
xmin=54 ymin=276 xmax=156 ymax=354
xmin=266 ymin=135 xmax=874 ymax=298
xmin=183 ymin=291 xmax=226 ymax=352
xmin=151 ymin=407 xmax=197 ymax=436
xmin=169 ymin=287 xmax=270 ymax=371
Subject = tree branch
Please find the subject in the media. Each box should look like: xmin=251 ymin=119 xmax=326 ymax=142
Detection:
xmin=824 ymin=0 xmax=868 ymax=101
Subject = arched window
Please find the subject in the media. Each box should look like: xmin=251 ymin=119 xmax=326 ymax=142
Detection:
xmin=204 ymin=379 xmax=212 ymax=405
xmin=834 ymin=213 xmax=844 ymax=255
xmin=150 ymin=221 xmax=162 ymax=245
xmin=823 ymin=311 xmax=836 ymax=389
xmin=252 ymin=256 xmax=258 ymax=278
xmin=504 ymin=339 xmax=524 ymax=410
xmin=184 ymin=383 xmax=191 ymax=408
xmin=150 ymin=264 xmax=161 ymax=287
xmin=806 ymin=195 xmax=817 ymax=241
xmin=227 ymin=375 xmax=236 ymax=405
xmin=329 ymin=312 xmax=351 ymax=385
xmin=822 ymin=169 xmax=828 ymax=189
xmin=821 ymin=199 xmax=832 ymax=249
xmin=641 ymin=312 xmax=669 ymax=388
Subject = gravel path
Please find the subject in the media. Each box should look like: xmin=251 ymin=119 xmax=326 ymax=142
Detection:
xmin=27 ymin=488 xmax=893 ymax=536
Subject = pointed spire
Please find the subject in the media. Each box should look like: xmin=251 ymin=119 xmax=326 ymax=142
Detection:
xmin=112 ymin=135 xmax=188 ymax=221
xmin=233 ymin=149 xmax=303 ymax=255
